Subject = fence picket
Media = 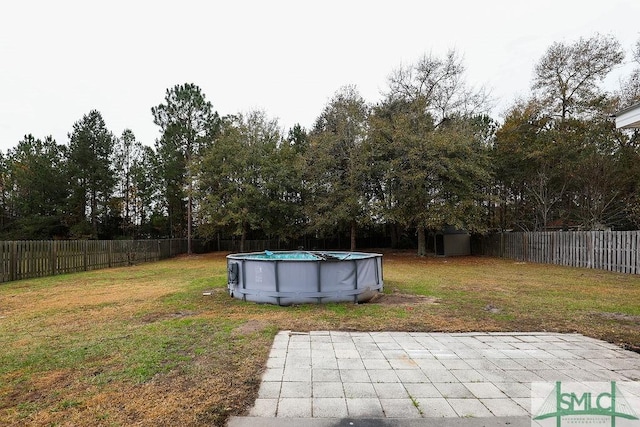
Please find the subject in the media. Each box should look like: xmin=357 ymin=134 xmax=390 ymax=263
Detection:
xmin=635 ymin=232 xmax=640 ymax=274
xmin=627 ymin=231 xmax=633 ymax=273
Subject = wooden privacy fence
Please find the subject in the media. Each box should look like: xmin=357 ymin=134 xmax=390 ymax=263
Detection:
xmin=480 ymin=231 xmax=640 ymax=274
xmin=0 ymin=239 xmax=192 ymax=283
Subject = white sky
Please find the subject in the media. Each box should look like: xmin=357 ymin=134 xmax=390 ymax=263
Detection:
xmin=1 ymin=0 xmax=639 ymax=152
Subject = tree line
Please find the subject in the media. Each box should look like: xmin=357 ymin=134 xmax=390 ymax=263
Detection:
xmin=2 ymin=34 xmax=639 ymax=255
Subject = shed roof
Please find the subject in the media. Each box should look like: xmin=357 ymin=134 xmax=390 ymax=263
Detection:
xmin=614 ymin=101 xmax=640 ymax=129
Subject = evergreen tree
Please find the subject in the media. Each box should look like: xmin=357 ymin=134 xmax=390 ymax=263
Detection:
xmin=67 ymin=110 xmax=116 ymax=238
xmin=113 ymin=129 xmax=144 ymax=237
xmin=130 ymin=145 xmax=158 ymax=237
xmin=305 ymin=85 xmax=370 ymax=250
xmin=4 ymin=135 xmax=68 ymax=238
xmin=197 ymin=111 xmax=290 ymax=251
xmin=152 ymin=83 xmax=220 ymax=252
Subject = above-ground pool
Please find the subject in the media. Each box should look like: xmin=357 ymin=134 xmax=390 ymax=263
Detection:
xmin=227 ymin=251 xmax=383 ymax=305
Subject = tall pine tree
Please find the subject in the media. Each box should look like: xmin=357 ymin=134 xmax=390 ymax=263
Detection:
xmin=152 ymin=83 xmax=220 ymax=253
xmin=67 ymin=110 xmax=116 ymax=238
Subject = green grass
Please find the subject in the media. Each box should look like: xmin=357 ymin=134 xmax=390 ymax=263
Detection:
xmin=0 ymin=252 xmax=638 ymax=426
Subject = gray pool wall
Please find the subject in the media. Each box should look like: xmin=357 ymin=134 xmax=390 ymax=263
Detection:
xmin=226 ymin=251 xmax=383 ymax=305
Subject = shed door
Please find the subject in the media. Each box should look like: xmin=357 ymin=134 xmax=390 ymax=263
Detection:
xmin=435 ymin=234 xmax=445 ymax=256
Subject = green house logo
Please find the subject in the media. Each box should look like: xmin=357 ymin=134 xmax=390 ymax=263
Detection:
xmin=533 ymin=381 xmax=639 ymax=427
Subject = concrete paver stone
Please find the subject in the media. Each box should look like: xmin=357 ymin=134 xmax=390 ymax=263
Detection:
xmin=346 ymin=397 xmax=385 ymax=417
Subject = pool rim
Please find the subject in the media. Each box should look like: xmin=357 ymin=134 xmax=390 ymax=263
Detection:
xmin=226 ymin=250 xmax=383 ymax=262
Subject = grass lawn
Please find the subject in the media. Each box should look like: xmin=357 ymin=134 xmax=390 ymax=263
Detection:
xmin=0 ymin=251 xmax=638 ymax=426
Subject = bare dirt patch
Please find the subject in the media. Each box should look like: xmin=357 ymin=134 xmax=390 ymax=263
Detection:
xmin=232 ymin=319 xmax=270 ymax=336
xmin=368 ymin=292 xmax=440 ymax=305
xmin=138 ymin=311 xmax=197 ymax=324
xmin=483 ymin=304 xmax=502 ymax=314
xmin=595 ymin=312 xmax=640 ymax=327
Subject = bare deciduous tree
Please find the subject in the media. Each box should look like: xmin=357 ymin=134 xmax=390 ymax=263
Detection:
xmin=533 ymin=34 xmax=624 ymax=119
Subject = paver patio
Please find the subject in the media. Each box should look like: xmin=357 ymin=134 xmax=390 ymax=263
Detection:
xmin=235 ymin=331 xmax=640 ymax=423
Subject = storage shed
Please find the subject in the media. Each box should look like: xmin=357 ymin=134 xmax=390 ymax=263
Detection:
xmin=433 ymin=228 xmax=471 ymax=257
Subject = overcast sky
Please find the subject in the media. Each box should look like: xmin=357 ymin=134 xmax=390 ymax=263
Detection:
xmin=1 ymin=0 xmax=639 ymax=152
